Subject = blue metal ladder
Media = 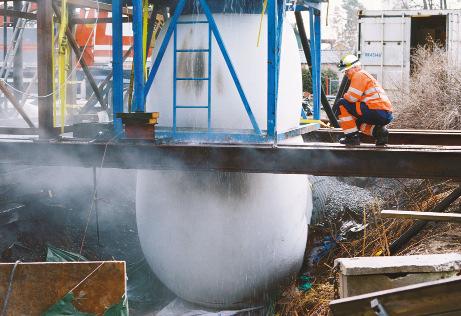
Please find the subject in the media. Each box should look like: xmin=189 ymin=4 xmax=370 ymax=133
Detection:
xmin=173 ymin=20 xmax=212 ymax=132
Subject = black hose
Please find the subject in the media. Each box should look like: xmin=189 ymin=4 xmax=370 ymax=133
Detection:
xmin=295 ymin=12 xmax=339 ymax=128
xmin=332 ymin=75 xmax=351 ymax=117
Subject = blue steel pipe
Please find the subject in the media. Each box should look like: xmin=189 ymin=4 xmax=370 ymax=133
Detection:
xmin=267 ymin=0 xmax=277 ymax=138
xmin=313 ymin=8 xmax=321 ymax=120
xmin=112 ymin=0 xmax=124 ymax=134
xmin=309 ymin=7 xmax=321 ymax=121
xmin=132 ymin=0 xmax=145 ymax=112
xmin=147 ymin=0 xmax=263 ymax=14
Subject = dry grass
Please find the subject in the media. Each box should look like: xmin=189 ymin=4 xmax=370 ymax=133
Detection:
xmin=275 ymin=283 xmax=334 ymax=316
xmin=274 ymin=180 xmax=459 ymax=315
xmin=391 ymin=43 xmax=461 ymax=130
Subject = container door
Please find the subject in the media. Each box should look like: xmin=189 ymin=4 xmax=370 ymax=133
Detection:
xmin=358 ymin=13 xmax=411 ymax=92
xmin=447 ymin=12 xmax=461 ymax=67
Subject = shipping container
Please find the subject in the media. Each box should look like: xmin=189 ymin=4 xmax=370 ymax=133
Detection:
xmin=358 ymin=9 xmax=461 ymax=91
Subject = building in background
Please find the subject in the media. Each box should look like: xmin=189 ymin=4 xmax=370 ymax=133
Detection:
xmin=358 ymin=9 xmax=461 ymax=91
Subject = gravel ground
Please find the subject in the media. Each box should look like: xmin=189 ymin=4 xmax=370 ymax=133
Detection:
xmin=309 ymin=176 xmax=377 ymax=226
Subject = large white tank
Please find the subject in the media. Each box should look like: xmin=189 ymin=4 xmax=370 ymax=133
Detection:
xmin=137 ymin=171 xmax=311 ymax=308
xmin=137 ymin=13 xmax=311 ymax=309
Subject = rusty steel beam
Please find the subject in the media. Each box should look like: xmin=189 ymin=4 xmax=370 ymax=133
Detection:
xmin=304 ymin=128 xmax=461 ymax=146
xmin=0 ymin=140 xmax=459 ymax=179
xmin=37 ymin=0 xmax=56 ymax=139
xmin=0 ymin=9 xmax=36 ymax=20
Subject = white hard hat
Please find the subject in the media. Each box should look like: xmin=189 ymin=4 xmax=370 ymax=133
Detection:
xmin=338 ymin=54 xmax=361 ymax=72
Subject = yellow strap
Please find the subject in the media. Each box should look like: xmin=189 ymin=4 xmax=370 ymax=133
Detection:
xmin=256 ymin=0 xmax=268 ymax=47
xmin=300 ymin=119 xmax=330 ymax=128
xmin=142 ymin=0 xmax=149 ymax=80
xmin=58 ymin=0 xmax=68 ymax=134
xmin=51 ymin=18 xmax=56 ymax=128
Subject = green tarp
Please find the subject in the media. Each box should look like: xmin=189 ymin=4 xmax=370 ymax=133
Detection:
xmin=46 ymin=244 xmax=88 ymax=263
xmin=43 ymin=293 xmax=94 ymax=316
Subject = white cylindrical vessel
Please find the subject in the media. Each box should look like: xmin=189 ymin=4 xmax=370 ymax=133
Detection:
xmin=137 ymin=13 xmax=311 ymax=309
xmin=137 ymin=171 xmax=311 ymax=308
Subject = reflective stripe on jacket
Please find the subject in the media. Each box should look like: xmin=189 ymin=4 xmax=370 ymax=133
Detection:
xmin=343 ymin=69 xmax=393 ymax=112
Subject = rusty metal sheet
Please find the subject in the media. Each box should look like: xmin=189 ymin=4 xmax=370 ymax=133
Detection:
xmin=0 ymin=261 xmax=126 ymax=315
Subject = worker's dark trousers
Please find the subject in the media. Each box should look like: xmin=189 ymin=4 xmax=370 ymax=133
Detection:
xmin=338 ymin=99 xmax=393 ymax=136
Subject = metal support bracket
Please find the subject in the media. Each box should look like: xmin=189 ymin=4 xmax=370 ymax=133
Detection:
xmin=288 ymin=3 xmax=322 ymax=121
xmin=112 ymin=0 xmax=124 ymax=135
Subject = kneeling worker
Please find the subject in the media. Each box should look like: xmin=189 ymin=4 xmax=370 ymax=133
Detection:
xmin=337 ymin=54 xmax=393 ymax=146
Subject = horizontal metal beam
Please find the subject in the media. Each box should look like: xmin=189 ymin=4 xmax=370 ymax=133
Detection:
xmin=63 ymin=0 xmax=132 ymax=16
xmin=0 ymin=126 xmax=73 ymax=135
xmin=0 ymin=140 xmax=460 ymax=179
xmin=304 ymin=128 xmax=461 ymax=146
xmin=0 ymin=9 xmax=36 ymax=20
xmin=70 ymin=16 xmax=131 ymax=24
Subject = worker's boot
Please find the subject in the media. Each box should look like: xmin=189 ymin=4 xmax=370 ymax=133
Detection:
xmin=339 ymin=132 xmax=360 ymax=146
xmin=373 ymin=126 xmax=389 ymax=146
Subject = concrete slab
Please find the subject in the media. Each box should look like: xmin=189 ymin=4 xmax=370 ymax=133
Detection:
xmin=334 ymin=253 xmax=461 ymax=276
xmin=334 ymin=253 xmax=461 ymax=298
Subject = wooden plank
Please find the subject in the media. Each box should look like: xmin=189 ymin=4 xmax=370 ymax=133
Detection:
xmin=330 ymin=276 xmax=461 ymax=316
xmin=0 ymin=261 xmax=126 ymax=315
xmin=381 ymin=210 xmax=461 ymax=222
xmin=117 ymin=112 xmax=160 ymax=119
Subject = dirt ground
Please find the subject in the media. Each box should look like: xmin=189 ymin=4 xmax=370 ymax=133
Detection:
xmin=400 ymin=222 xmax=461 ymax=255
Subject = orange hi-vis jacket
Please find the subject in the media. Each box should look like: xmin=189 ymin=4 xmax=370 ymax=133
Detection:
xmin=343 ymin=69 xmax=393 ymax=112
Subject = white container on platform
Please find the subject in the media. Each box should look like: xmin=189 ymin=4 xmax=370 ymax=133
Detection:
xmin=146 ymin=14 xmax=302 ymax=131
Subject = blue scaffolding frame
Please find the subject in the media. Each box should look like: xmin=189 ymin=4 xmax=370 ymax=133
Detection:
xmin=112 ymin=0 xmax=322 ymax=143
